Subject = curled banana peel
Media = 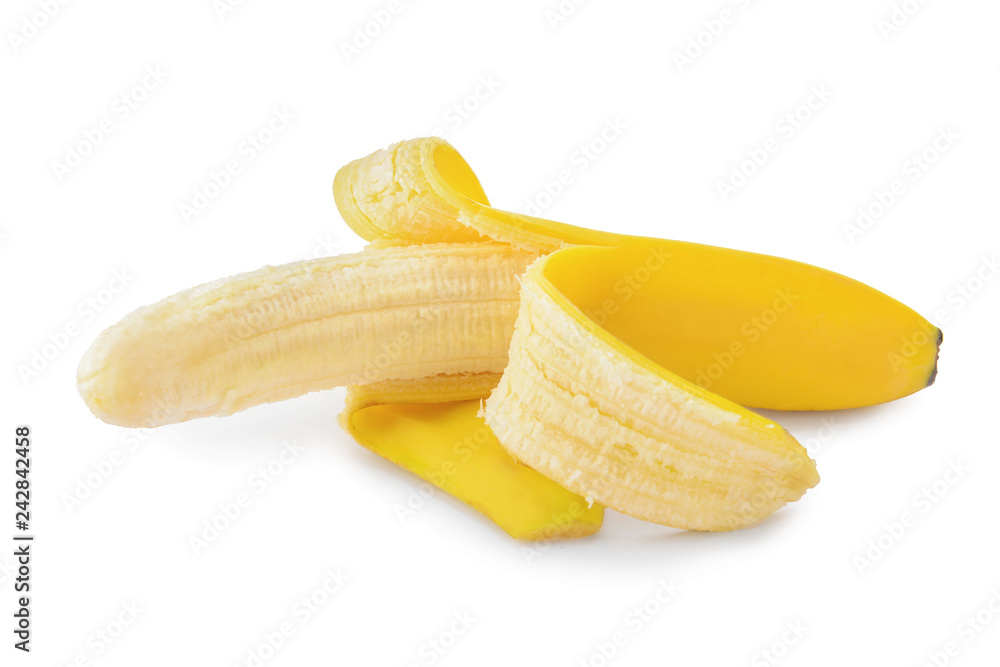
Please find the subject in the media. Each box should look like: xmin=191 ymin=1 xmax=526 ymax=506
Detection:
xmin=333 ymin=137 xmax=624 ymax=252
xmin=78 ymin=136 xmax=941 ymax=538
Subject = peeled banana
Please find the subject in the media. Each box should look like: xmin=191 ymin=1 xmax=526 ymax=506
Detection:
xmin=78 ymin=242 xmax=536 ymax=427
xmin=77 ymin=135 xmax=941 ymax=538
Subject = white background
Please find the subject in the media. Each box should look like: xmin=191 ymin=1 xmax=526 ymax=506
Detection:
xmin=2 ymin=0 xmax=999 ymax=665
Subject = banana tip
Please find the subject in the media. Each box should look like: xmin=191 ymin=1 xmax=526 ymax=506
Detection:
xmin=926 ymin=327 xmax=943 ymax=387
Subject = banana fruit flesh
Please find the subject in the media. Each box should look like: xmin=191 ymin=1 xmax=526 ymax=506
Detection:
xmin=78 ymin=135 xmax=942 ymax=538
xmin=333 ymin=137 xmax=625 ymax=252
xmin=78 ymin=242 xmax=536 ymax=427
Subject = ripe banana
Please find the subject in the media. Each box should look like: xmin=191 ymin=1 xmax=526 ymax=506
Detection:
xmin=78 ymin=242 xmax=536 ymax=427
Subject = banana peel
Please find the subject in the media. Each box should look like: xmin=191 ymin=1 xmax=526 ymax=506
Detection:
xmin=341 ymin=375 xmax=603 ymax=540
xmin=334 ymin=137 xmax=939 ymax=410
xmin=333 ymin=138 xmax=936 ymax=533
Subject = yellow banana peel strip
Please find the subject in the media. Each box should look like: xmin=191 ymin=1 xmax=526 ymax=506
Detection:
xmin=341 ymin=374 xmax=603 ymax=540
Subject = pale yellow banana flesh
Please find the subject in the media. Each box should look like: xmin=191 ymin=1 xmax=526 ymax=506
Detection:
xmin=78 ymin=243 xmax=536 ymax=427
xmin=334 ymin=137 xmax=625 ymax=253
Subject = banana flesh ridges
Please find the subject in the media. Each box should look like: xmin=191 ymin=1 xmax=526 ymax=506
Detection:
xmin=334 ymin=137 xmax=624 ymax=252
xmin=78 ymin=243 xmax=536 ymax=427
